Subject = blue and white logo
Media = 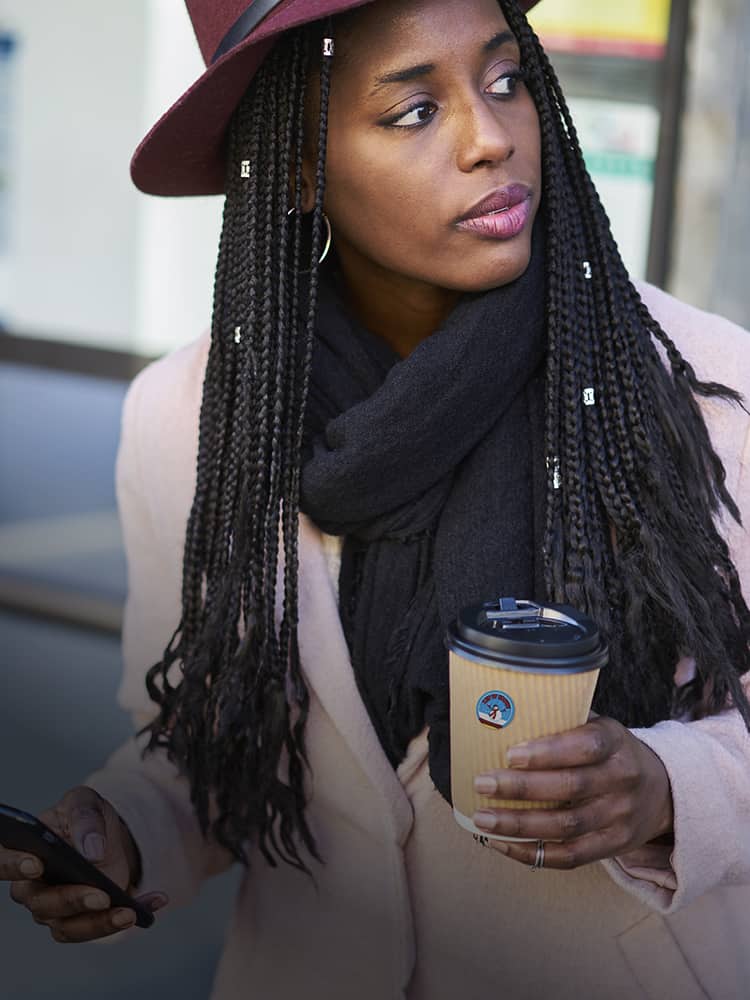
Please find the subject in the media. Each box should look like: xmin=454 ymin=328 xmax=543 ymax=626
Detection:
xmin=476 ymin=690 xmax=515 ymax=729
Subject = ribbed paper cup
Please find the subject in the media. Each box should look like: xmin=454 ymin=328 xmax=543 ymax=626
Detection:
xmin=447 ymin=598 xmax=608 ymax=842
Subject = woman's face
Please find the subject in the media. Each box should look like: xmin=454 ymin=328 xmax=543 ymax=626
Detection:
xmin=303 ymin=0 xmax=542 ymax=299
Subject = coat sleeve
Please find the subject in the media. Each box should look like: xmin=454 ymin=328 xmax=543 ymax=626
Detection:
xmin=601 ymin=413 xmax=750 ymax=914
xmin=81 ymin=352 xmax=236 ymax=912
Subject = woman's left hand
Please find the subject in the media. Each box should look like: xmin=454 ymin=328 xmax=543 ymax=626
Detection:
xmin=472 ymin=716 xmax=674 ymax=869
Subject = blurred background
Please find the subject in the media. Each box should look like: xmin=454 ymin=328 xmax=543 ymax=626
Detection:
xmin=0 ymin=0 xmax=748 ymax=996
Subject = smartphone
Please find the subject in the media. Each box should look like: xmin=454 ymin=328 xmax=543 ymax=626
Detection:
xmin=0 ymin=802 xmax=154 ymax=929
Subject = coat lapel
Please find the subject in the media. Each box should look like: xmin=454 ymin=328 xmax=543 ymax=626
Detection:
xmin=281 ymin=510 xmax=416 ymax=844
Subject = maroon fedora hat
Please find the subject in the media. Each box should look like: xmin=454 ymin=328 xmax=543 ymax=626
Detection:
xmin=131 ymin=0 xmax=542 ymax=198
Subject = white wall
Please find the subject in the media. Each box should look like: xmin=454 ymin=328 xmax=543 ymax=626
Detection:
xmin=0 ymin=0 xmax=222 ymax=355
xmin=0 ymin=1 xmax=145 ymax=347
xmin=131 ymin=0 xmax=223 ymax=357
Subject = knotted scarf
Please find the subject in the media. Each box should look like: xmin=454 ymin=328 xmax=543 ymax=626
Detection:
xmin=300 ymin=222 xmax=548 ymax=804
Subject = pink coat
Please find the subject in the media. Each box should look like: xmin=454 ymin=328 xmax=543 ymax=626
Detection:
xmin=84 ymin=281 xmax=750 ymax=999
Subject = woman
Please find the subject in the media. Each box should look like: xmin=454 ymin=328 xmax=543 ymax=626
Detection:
xmin=4 ymin=0 xmax=750 ymax=996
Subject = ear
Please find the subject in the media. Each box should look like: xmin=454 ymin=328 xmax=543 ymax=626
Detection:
xmin=299 ymin=156 xmax=316 ymax=214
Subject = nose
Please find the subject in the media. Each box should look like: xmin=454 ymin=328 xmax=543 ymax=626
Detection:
xmin=454 ymin=96 xmax=515 ymax=173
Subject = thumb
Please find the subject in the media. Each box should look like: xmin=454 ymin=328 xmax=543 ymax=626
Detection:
xmin=68 ymin=796 xmax=108 ymax=863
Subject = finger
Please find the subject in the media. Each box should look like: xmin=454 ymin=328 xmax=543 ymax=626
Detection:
xmin=16 ymin=882 xmax=113 ymax=922
xmin=1 ymin=846 xmax=44 ymax=882
xmin=9 ymin=877 xmax=45 ymax=907
xmin=489 ymin=827 xmax=620 ymax=870
xmin=50 ymin=893 xmax=169 ymax=943
xmin=47 ymin=907 xmax=139 ymax=943
xmin=503 ymin=718 xmax=621 ymax=771
xmin=135 ymin=891 xmax=169 ymax=913
xmin=472 ymin=798 xmax=613 ymax=842
xmin=473 ymin=764 xmax=603 ymax=804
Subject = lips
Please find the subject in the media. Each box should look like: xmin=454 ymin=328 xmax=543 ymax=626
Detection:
xmin=456 ymin=183 xmax=532 ymax=223
xmin=455 ymin=183 xmax=533 ymax=240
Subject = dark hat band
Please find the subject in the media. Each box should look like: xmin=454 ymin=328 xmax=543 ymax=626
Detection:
xmin=211 ymin=0 xmax=287 ymax=65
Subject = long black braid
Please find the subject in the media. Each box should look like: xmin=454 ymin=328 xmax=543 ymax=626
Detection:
xmin=137 ymin=23 xmax=331 ymax=876
xmin=498 ymin=0 xmax=750 ymax=728
xmin=136 ymin=2 xmax=750 ymax=877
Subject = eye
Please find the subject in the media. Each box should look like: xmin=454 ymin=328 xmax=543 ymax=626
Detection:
xmin=486 ymin=67 xmax=526 ymax=98
xmin=382 ymin=100 xmax=438 ymax=129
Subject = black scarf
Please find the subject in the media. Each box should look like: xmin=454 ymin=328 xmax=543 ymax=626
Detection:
xmin=300 ymin=224 xmax=548 ymax=804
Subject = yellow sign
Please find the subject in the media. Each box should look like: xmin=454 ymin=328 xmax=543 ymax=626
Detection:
xmin=529 ymin=0 xmax=671 ymax=46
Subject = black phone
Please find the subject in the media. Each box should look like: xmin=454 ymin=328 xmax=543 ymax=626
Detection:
xmin=0 ymin=802 xmax=154 ymax=929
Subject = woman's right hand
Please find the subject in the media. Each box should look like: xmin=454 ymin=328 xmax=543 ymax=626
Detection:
xmin=2 ymin=785 xmax=169 ymax=942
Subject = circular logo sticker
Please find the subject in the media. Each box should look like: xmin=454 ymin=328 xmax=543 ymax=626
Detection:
xmin=476 ymin=690 xmax=515 ymax=729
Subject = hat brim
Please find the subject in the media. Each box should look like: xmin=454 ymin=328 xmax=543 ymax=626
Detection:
xmin=131 ymin=0 xmax=541 ymax=197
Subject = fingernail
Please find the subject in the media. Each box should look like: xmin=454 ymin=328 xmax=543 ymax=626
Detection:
xmin=83 ymin=833 xmax=105 ymax=862
xmin=506 ymin=745 xmax=530 ymax=768
xmin=473 ymin=776 xmax=497 ymax=795
xmin=493 ymin=841 xmax=510 ymax=855
xmin=148 ymin=894 xmax=168 ymax=911
xmin=112 ymin=909 xmax=135 ymax=928
xmin=20 ymin=858 xmax=42 ymax=877
xmin=473 ymin=811 xmax=497 ymax=831
xmin=84 ymin=892 xmax=109 ymax=911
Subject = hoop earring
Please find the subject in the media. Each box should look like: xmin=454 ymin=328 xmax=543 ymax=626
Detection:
xmin=287 ymin=208 xmax=333 ymax=265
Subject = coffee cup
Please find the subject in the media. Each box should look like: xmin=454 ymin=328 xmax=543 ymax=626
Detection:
xmin=446 ymin=596 xmax=608 ymax=841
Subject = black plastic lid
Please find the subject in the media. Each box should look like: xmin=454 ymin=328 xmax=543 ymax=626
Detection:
xmin=446 ymin=597 xmax=608 ymax=673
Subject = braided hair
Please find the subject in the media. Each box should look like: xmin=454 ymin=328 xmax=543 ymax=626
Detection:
xmin=136 ymin=2 xmax=750 ymax=876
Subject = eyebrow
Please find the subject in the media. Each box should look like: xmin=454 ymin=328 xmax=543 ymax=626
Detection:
xmin=370 ymin=30 xmax=516 ymax=95
xmin=483 ymin=30 xmax=516 ymax=53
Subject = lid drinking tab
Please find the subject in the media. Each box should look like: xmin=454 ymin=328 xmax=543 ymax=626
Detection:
xmin=447 ymin=596 xmax=608 ymax=672
xmin=481 ymin=598 xmax=583 ymax=632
